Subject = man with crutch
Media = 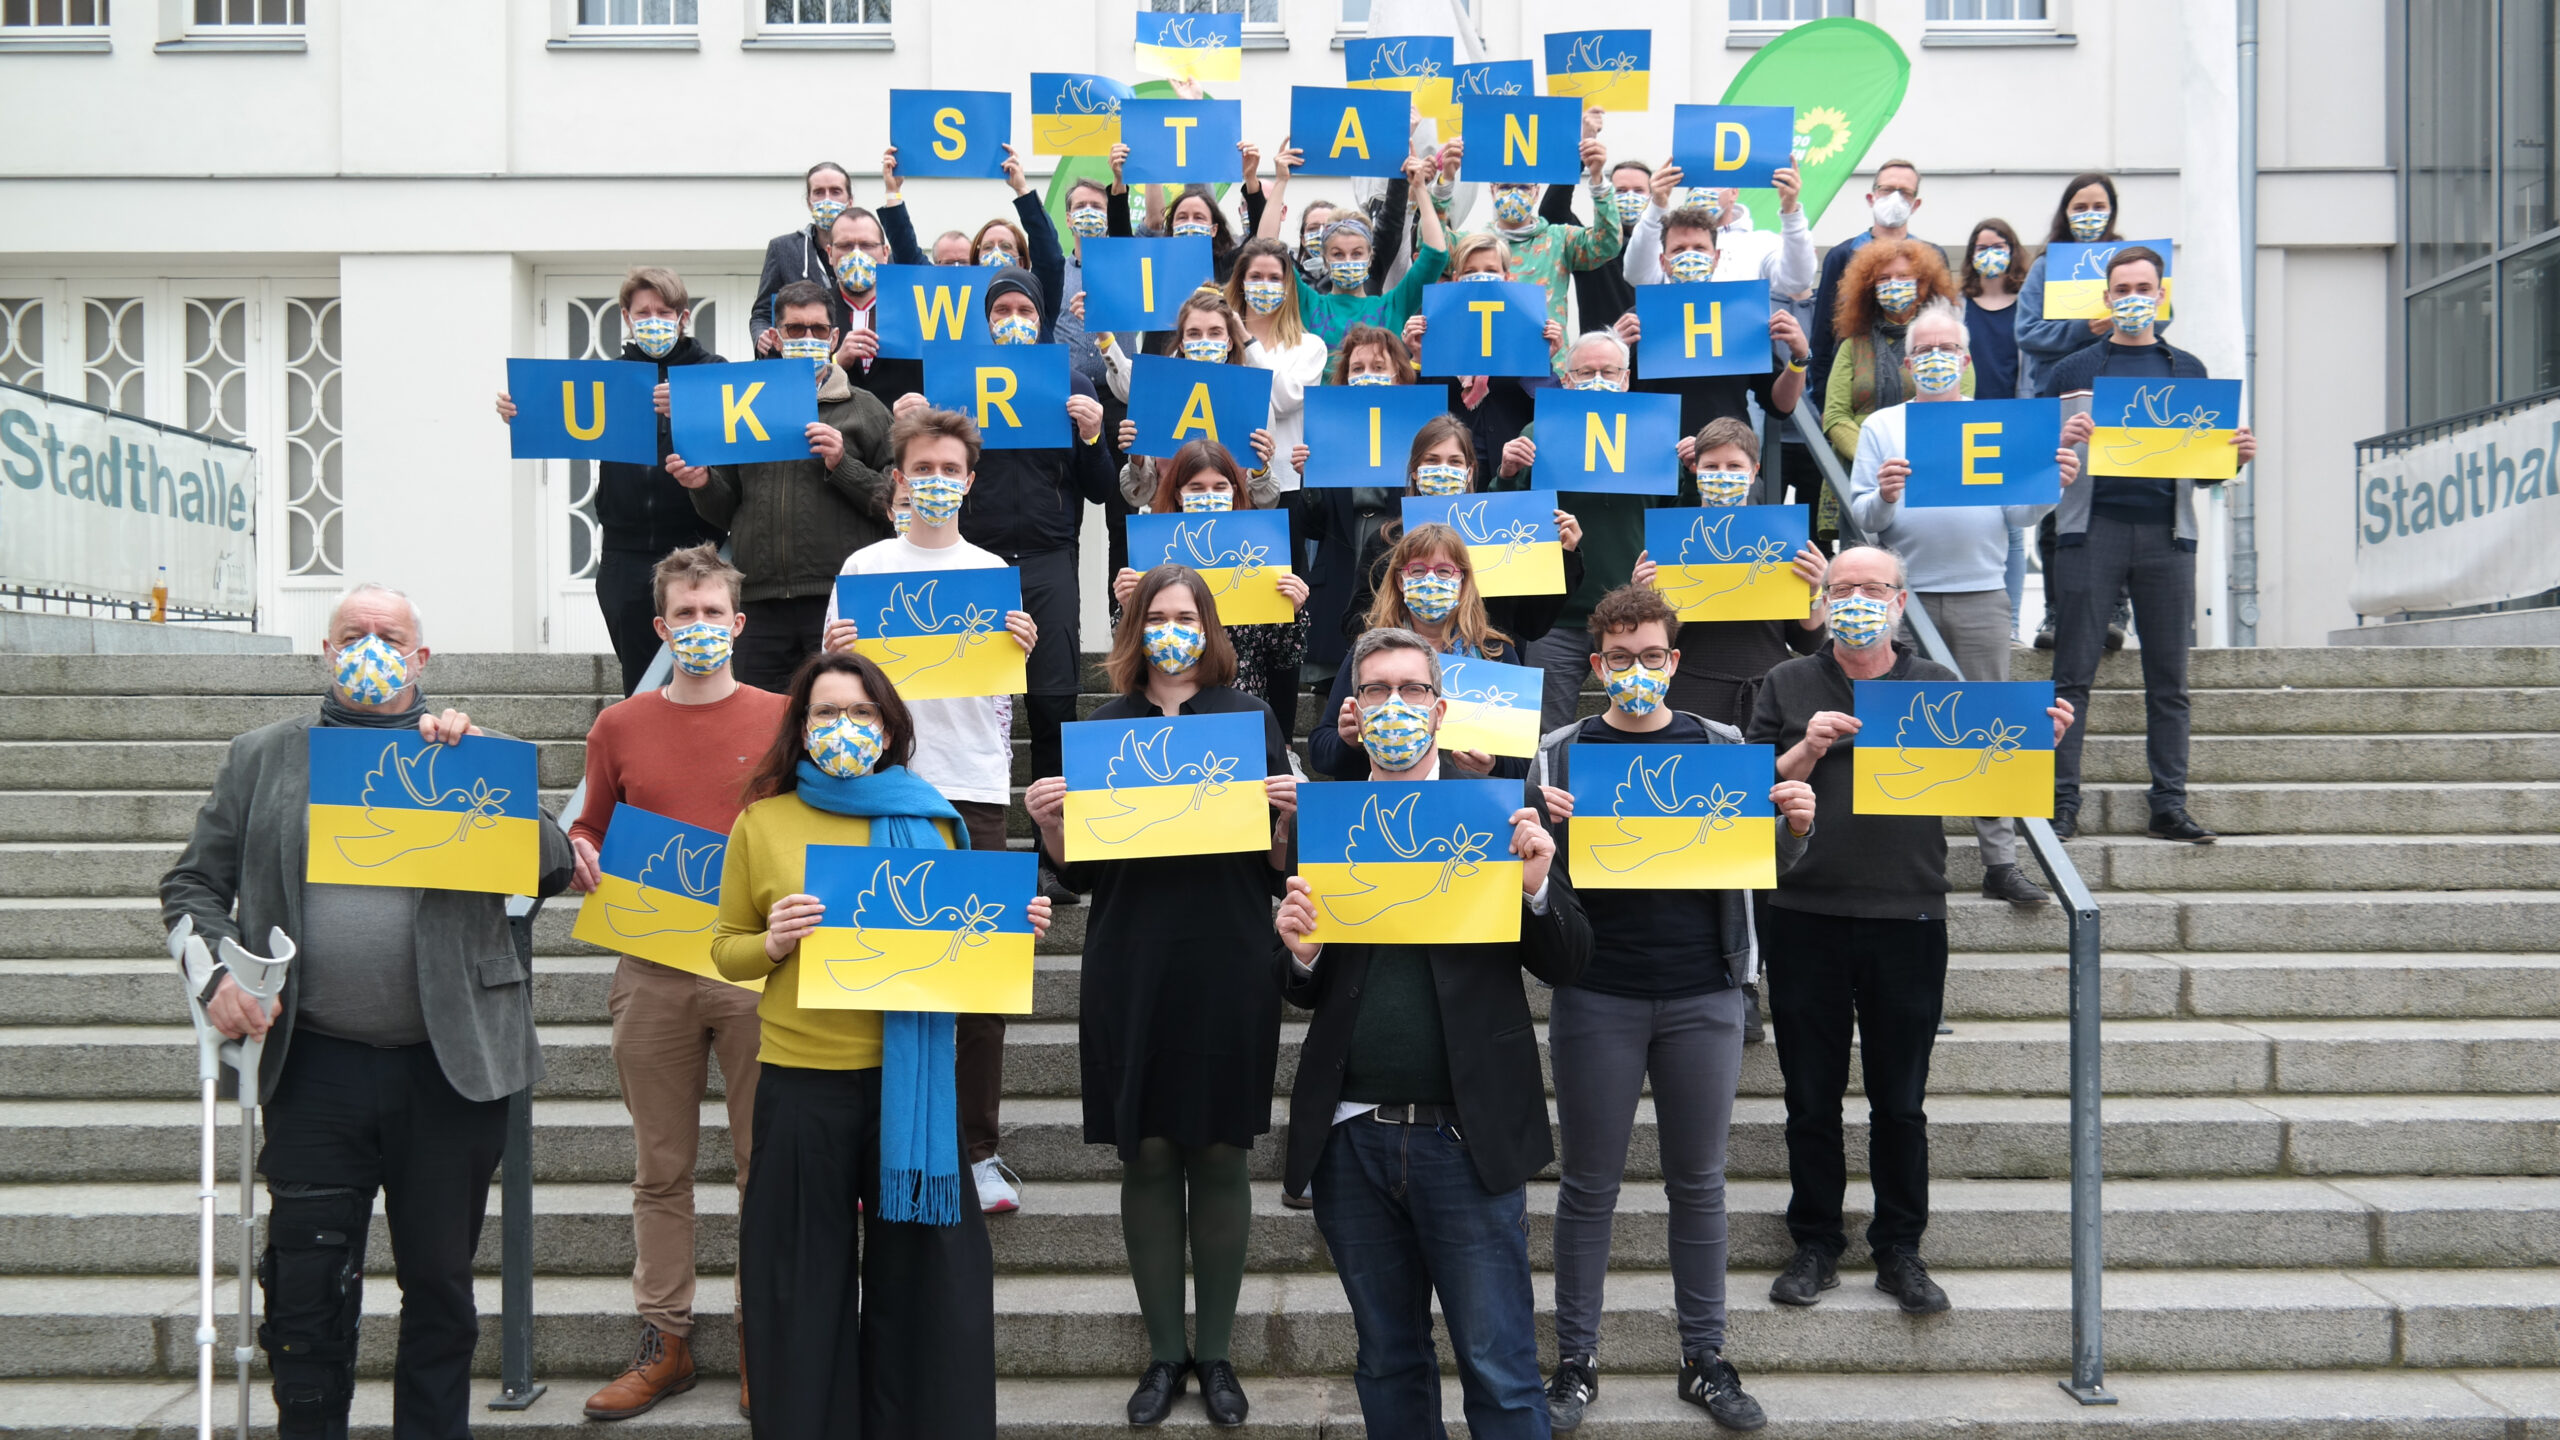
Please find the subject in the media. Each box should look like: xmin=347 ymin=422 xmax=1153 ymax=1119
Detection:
xmin=161 ymin=583 xmax=573 ymax=1439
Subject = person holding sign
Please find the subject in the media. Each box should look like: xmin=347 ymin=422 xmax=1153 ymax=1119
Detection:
xmin=1745 ymin=546 xmax=2074 ymax=1320
xmin=880 ymin=140 xmax=1070 ymax=347
xmin=1845 ymin=299 xmax=2079 ymax=907
xmin=1435 ymin=112 xmax=1622 ymax=333
xmin=752 ymin=161 xmax=856 ymax=351
xmin=1275 ymin=626 xmax=1589 ymax=1440
xmin=1821 ymin=239 xmax=1966 ymax=465
xmin=2044 ymin=246 xmax=2255 ymax=845
xmin=562 ymin=546 xmax=785 ymax=1419
xmin=1112 ymin=438 xmax=1307 ymax=711
xmin=821 ymin=408 xmax=1042 ymax=1214
xmin=1338 ymin=415 xmax=1584 ymax=657
xmin=1107 ymin=292 xmax=1283 ymax=487
xmin=819 ymin=206 xmax=928 ymax=412
xmin=1022 ymin=564 xmax=1295 ymax=1428
xmin=713 ymin=650 xmax=1054 ymax=1440
xmin=160 ymin=584 xmax=574 ymax=1440
xmin=1257 ymin=149 xmax=1450 ymax=364
xmin=1527 ymin=585 xmax=1813 ymax=1434
xmin=2013 ymin=172 xmax=2177 ymax=401
xmin=1623 ymin=151 xmax=1816 ymax=305
xmin=1614 ymin=201 xmax=1812 ymax=439
xmin=1407 ymin=232 xmax=1566 ymax=471
xmin=1225 ymin=237 xmax=1330 ymax=554
xmin=1298 ymin=327 xmax=1424 ymax=688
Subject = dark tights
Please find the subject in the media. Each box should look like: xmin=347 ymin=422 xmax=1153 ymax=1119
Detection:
xmin=1121 ymin=1137 xmax=1252 ymax=1364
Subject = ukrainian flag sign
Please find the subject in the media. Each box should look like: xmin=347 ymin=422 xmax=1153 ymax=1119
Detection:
xmin=1437 ymin=654 xmax=1544 ymax=758
xmin=1062 ymin=710 xmax=1270 ymax=862
xmin=1568 ymin=743 xmax=1779 ymax=890
xmin=1645 ymin=505 xmax=1814 ymax=622
xmin=572 ymin=803 xmax=755 ymax=989
xmin=800 ymin=845 xmax=1036 ymax=1014
xmin=1452 ymin=60 xmax=1534 ymax=128
xmin=1032 ymin=72 xmax=1134 ymax=157
xmin=2088 ymin=377 xmax=2243 ymax=481
xmin=1402 ymin=491 xmax=1565 ymax=598
xmin=2041 ymin=238 xmax=2175 ymax=321
xmin=1299 ymin=780 xmax=1523 ymax=945
xmin=1544 ymin=28 xmax=1650 ymax=112
xmin=1134 ymin=9 xmax=1242 ymax=84
xmin=1345 ymin=35 xmax=1456 ymax=130
xmin=836 ymin=566 xmax=1027 ymax=701
xmin=1127 ymin=510 xmax=1295 ymax=626
xmin=1852 ymin=680 xmax=2056 ymax=819
xmin=307 ymin=729 xmax=541 ymax=894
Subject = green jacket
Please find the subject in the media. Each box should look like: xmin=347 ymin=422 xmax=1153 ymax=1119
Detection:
xmin=688 ymin=364 xmax=897 ymax=603
xmin=1436 ymin=172 xmax=1625 ymax=327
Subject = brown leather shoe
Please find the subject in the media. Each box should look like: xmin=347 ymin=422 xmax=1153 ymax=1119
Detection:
xmin=583 ymin=1325 xmax=697 ymax=1420
xmin=737 ymin=1321 xmax=751 ymax=1419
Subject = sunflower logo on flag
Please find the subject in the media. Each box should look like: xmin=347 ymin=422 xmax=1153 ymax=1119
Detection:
xmin=1796 ymin=106 xmax=1851 ymax=167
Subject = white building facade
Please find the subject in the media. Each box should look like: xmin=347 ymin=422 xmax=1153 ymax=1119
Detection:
xmin=0 ymin=0 xmax=2391 ymax=651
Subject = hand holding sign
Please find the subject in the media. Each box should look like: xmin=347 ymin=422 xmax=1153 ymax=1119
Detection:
xmin=1460 ymin=93 xmax=1586 ymax=184
xmin=1288 ymin=86 xmax=1409 ymax=179
xmin=1122 ymin=99 xmax=1244 ymax=185
xmin=1125 ymin=354 xmax=1274 ymax=458
xmin=1633 ymin=279 xmax=1774 ymax=379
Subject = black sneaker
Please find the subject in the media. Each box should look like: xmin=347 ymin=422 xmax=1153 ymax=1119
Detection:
xmin=1126 ymin=1358 xmax=1189 ymax=1426
xmin=1679 ymin=1352 xmax=1767 ymax=1432
xmin=1768 ymin=1244 xmax=1838 ymax=1306
xmin=1544 ymin=1354 xmax=1598 ymax=1432
xmin=2147 ymin=809 xmax=2219 ymax=844
xmin=2033 ymin=622 xmax=2057 ymax=651
xmin=2104 ymin=624 xmax=2127 ymax=652
xmin=1195 ymin=1358 xmax=1248 ymax=1428
xmin=1038 ymin=860 xmax=1083 ymax=907
xmin=2050 ymin=805 xmax=2079 ymax=842
xmin=1875 ymin=1249 xmax=1951 ymax=1315
xmin=1980 ymin=862 xmax=2050 ymax=908
xmin=1280 ymin=1187 xmax=1314 ymax=1211
xmin=1742 ymin=985 xmax=1766 ymax=1046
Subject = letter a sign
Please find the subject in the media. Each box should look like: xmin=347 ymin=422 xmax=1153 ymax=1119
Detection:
xmin=1288 ymin=86 xmax=1408 ymax=178
xmin=668 ymin=359 xmax=823 ymax=465
xmin=504 ymin=359 xmax=660 ymax=463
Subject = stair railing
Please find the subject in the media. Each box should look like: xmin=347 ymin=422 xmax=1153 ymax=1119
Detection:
xmin=1786 ymin=404 xmax=2112 ymax=1405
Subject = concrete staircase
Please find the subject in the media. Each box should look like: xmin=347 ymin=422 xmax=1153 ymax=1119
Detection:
xmin=0 ymin=646 xmax=2556 ymax=1436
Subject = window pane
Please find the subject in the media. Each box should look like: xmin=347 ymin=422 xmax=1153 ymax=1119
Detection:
xmin=1342 ymin=0 xmax=1368 ymax=22
xmin=0 ymin=298 xmax=42 ymax=392
xmin=2501 ymin=238 xmax=2560 ymax=397
xmin=2408 ymin=271 xmax=2496 ymax=423
xmin=2505 ymin=0 xmax=2556 ymax=246
xmin=4 ymin=0 xmax=111 ymax=22
xmin=2406 ymin=0 xmax=2497 ymax=285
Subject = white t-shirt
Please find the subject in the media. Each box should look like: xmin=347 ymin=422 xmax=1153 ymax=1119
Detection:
xmin=824 ymin=531 xmax=1014 ymax=807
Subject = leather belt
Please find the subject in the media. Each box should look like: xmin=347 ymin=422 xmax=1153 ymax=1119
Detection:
xmin=1366 ymin=1103 xmax=1460 ymax=1132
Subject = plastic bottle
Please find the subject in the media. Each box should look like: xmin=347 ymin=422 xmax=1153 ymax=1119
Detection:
xmin=150 ymin=565 xmax=168 ymax=624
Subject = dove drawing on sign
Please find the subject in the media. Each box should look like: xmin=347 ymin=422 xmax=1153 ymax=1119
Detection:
xmin=1161 ymin=16 xmax=1227 ymax=50
xmin=1441 ymin=668 xmax=1521 ymax=732
xmin=1448 ymin=500 xmax=1544 ymax=583
xmin=606 ymin=833 xmax=725 ymax=940
xmin=1170 ymin=517 xmax=1270 ymax=602
xmin=1588 ymin=754 xmax=1747 ymax=874
xmin=1460 ymin=67 xmax=1525 ymax=97
xmin=870 ymin=578 xmax=1001 ymax=688
xmin=1080 ymin=724 xmax=1243 ymax=847
xmin=1565 ymin=33 xmax=1640 ymax=75
xmin=823 ymin=858 xmax=1008 ymax=995
xmin=1320 ymin=791 xmax=1493 ymax=927
xmin=1366 ymin=40 xmax=1442 ymax=79
xmin=2099 ymin=382 xmax=2224 ymax=469
xmin=1657 ymin=512 xmax=1790 ymax=610
xmin=332 ymin=741 xmax=513 ymax=870
xmin=1869 ymin=690 xmax=2030 ymax=801
xmin=1042 ymin=77 xmax=1123 ymax=150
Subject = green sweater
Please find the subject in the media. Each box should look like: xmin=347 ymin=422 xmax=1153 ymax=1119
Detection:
xmin=1339 ymin=945 xmax=1454 ymax=1104
xmin=1434 ymin=172 xmax=1625 ymax=329
xmin=1295 ymin=243 xmax=1449 ymax=370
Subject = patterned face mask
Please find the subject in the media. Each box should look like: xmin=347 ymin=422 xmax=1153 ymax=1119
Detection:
xmin=1171 ymin=219 xmax=1216 ymax=238
xmin=780 ymin=336 xmax=833 ymax=380
xmin=667 ymin=621 xmax=734 ymax=677
xmin=980 ymin=249 xmax=1018 ymax=270
xmin=1667 ymin=248 xmax=1718 ymax=284
xmin=805 ymin=715 xmax=884 ymax=778
xmin=1400 ymin=569 xmax=1462 ymax=621
xmin=909 ymin=473 xmax=966 ymax=525
xmin=1181 ymin=336 xmax=1231 ymax=364
xmin=1492 ymin=187 xmax=1537 ymax=226
xmin=1701 ymin=192 xmax=1725 ymax=222
xmin=1910 ymin=348 xmax=1966 ymax=395
xmin=1242 ymin=279 xmax=1285 ymax=315
xmin=1143 ymin=621 xmax=1205 ymax=674
xmin=835 ymin=250 xmax=878 ymax=296
xmin=892 ymin=507 xmax=913 ymax=537
xmin=1829 ymin=593 xmax=1894 ymax=649
xmin=1347 ymin=370 xmax=1394 ymax=387
xmin=1973 ymin=245 xmax=2011 ymax=279
xmin=990 ymin=311 xmax=1040 ymax=346
xmin=1604 ymin=662 xmax=1670 ymax=717
xmin=1458 ymin=270 xmax=1504 ymax=283
xmin=1413 ymin=463 xmax=1469 ymax=496
xmin=1179 ymin=489 xmax=1234 ymax=513
xmin=1614 ymin=189 xmax=1649 ymax=223
xmin=1574 ymin=372 xmax=1627 ymax=394
xmin=1875 ymin=277 xmax=1919 ymax=318
xmin=1358 ymin=695 xmax=1435 ymax=772
xmin=1328 ymin=258 xmax=1370 ymax=290
xmin=1070 ymin=206 xmax=1108 ymax=238
xmin=1696 ymin=470 xmax=1752 ymax=507
xmin=630 ymin=315 xmax=680 ymax=359
xmin=330 ymin=633 xmax=410 ymax=706
xmin=2111 ymin=292 xmax=2159 ymax=334
xmin=2069 ymin=208 xmax=2111 ymax=241
xmin=810 ymin=197 xmax=849 ymax=231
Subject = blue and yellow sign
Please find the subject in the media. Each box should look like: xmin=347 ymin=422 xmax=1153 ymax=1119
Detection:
xmin=1452 ymin=59 xmax=1533 ymax=127
xmin=668 ymin=360 xmax=822 ymax=467
xmin=1121 ymin=98 xmax=1243 ymax=186
xmin=1670 ymin=104 xmax=1794 ymax=190
xmin=1134 ymin=8 xmax=1242 ymax=84
xmin=307 ymin=729 xmax=542 ymax=895
xmin=921 ymin=341 xmax=1070 ymax=450
xmin=1062 ymin=710 xmax=1270 ymax=863
xmin=1634 ymin=278 xmax=1773 ymax=379
xmin=835 ymin=567 xmax=1027 ymax=701
xmin=1288 ymin=86 xmax=1410 ymax=179
xmin=1544 ymin=28 xmax=1651 ymax=112
xmin=1032 ymin=72 xmax=1134 ymax=157
xmin=1532 ymin=388 xmax=1681 ymax=495
xmin=1568 ymin=743 xmax=1778 ymax=890
xmin=1645 ymin=505 xmax=1813 ymax=622
xmin=1125 ymin=353 xmax=1274 ymax=458
xmin=2088 ymin=377 xmax=2242 ymax=481
xmin=887 ymin=89 xmax=1012 ymax=181
xmin=1299 ymin=386 xmax=1447 ymax=488
xmin=874 ymin=265 xmax=992 ymax=359
xmin=572 ymin=803 xmax=754 ymax=988
xmin=1436 ymin=653 xmax=1545 ymax=758
xmin=2041 ymin=237 xmax=2175 ymax=320
xmin=1127 ymin=510 xmax=1295 ymax=626
xmin=1344 ymin=35 xmax=1456 ymax=130
xmin=1299 ymin=780 xmax=1523 ymax=944
xmin=504 ymin=359 xmax=659 ymax=464
xmin=1460 ymin=92 xmax=1585 ymax=185
xmin=1080 ymin=235 xmax=1217 ymax=333
xmin=1402 ymin=491 xmax=1565 ymax=598
xmin=1417 ymin=279 xmax=1552 ymax=379
xmin=1905 ymin=398 xmax=2063 ymax=508
xmin=800 ymin=845 xmax=1036 ymax=1013
xmin=1852 ymin=680 xmax=2057 ymax=819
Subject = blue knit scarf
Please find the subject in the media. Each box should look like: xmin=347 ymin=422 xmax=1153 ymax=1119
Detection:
xmin=792 ymin=759 xmax=966 ymax=1227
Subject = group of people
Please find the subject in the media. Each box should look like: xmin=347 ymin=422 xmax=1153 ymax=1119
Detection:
xmin=167 ymin=122 xmax=2254 ymax=1440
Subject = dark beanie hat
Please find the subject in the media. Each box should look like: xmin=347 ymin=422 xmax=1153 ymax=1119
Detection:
xmin=984 ymin=265 xmax=1045 ymax=318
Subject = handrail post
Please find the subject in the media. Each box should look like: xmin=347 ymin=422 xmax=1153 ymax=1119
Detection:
xmin=488 ymin=900 xmax=547 ymax=1411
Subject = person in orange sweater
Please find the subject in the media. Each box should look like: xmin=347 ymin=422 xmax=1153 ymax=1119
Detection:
xmin=567 ymin=544 xmax=788 ymax=1421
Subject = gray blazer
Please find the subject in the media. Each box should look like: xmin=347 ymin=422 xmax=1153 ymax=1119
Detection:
xmin=159 ymin=713 xmax=572 ymax=1103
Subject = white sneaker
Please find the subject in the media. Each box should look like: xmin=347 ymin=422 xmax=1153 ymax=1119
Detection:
xmin=973 ymin=1156 xmax=1021 ymax=1214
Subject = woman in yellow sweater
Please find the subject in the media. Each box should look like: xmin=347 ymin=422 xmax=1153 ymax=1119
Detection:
xmin=713 ymin=650 xmax=1051 ymax=1440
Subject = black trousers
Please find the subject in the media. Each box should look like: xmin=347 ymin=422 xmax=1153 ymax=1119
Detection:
xmin=998 ymin=544 xmax=1081 ymax=785
xmin=257 ymin=1031 xmax=508 ymax=1440
xmin=742 ymin=1064 xmax=996 ymax=1440
xmin=736 ymin=594 xmax=833 ymax=695
xmin=1761 ymin=904 xmax=1948 ymax=1260
xmin=594 ymin=549 xmax=664 ymax=697
xmin=2051 ymin=514 xmax=2195 ymax=815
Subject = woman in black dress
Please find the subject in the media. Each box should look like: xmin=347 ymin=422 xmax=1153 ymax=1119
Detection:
xmin=1021 ymin=564 xmax=1296 ymax=1430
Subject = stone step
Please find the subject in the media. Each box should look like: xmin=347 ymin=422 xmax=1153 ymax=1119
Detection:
xmin=2072 ymin=782 xmax=2560 ymax=836
xmin=5 ymin=1264 xmax=2556 ymax=1381
xmin=0 ymin=653 xmax=625 ymax=698
xmin=15 ymin=1092 xmax=2558 ymax=1187
xmin=6 ymin=1368 xmax=2559 ymax=1440
xmin=5 ymin=1176 xmax=2550 ymax=1280
xmin=0 ymin=739 xmax=592 ymax=792
xmin=2008 ymin=644 xmax=2560 ymax=690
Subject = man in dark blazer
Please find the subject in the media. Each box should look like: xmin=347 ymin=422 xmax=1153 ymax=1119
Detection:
xmin=1276 ymin=626 xmax=1592 ymax=1440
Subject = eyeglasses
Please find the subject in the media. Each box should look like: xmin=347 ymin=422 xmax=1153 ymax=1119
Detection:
xmin=1873 ymin=184 xmax=1917 ymax=201
xmin=1909 ymin=342 xmax=1966 ymax=358
xmin=1564 ymin=364 xmax=1629 ymax=385
xmin=1354 ymin=682 xmax=1440 ymax=705
xmin=808 ymin=703 xmax=883 ymax=726
xmin=1400 ymin=564 xmax=1462 ymax=583
xmin=777 ymin=322 xmax=832 ymax=339
xmin=1601 ymin=649 xmax=1674 ymax=672
xmin=1823 ymin=582 xmax=1901 ymax=602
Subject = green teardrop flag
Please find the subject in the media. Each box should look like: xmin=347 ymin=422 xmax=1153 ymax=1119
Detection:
xmin=1044 ymin=79 xmax=1235 ymax=244
xmin=1719 ymin=18 xmax=1909 ymax=231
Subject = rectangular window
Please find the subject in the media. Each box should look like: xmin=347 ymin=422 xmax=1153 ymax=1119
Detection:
xmin=2503 ymin=0 xmax=2555 ymax=246
xmin=577 ymin=0 xmax=697 ymax=24
xmin=763 ymin=0 xmax=889 ymax=22
xmin=192 ymin=0 xmax=301 ymax=21
xmin=1341 ymin=0 xmax=1466 ymax=26
xmin=2409 ymin=271 xmax=2496 ymax=424
xmin=2406 ymin=0 xmax=2497 ymax=287
xmin=1729 ymin=0 xmax=1852 ymax=22
xmin=1 ymin=0 xmax=110 ymax=26
xmin=1150 ymin=0 xmax=1280 ymax=30
xmin=0 ymin=298 xmax=42 ymax=392
xmin=2501 ymin=235 xmax=2560 ymax=398
xmin=1924 ymin=0 xmax=2047 ymax=19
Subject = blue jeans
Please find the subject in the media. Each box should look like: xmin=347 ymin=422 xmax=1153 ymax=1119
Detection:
xmin=1313 ymin=1118 xmax=1550 ymax=1440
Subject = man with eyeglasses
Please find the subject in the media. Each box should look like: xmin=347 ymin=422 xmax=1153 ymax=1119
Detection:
xmin=753 ymin=160 xmax=855 ymax=354
xmin=1275 ymin=626 xmax=1591 ymax=1440
xmin=669 ymin=279 xmax=899 ymax=691
xmin=1846 ymin=297 xmax=2080 ymax=908
xmin=1808 ymin=160 xmax=1925 ymax=402
xmin=1746 ymin=544 xmax=2074 ymax=1320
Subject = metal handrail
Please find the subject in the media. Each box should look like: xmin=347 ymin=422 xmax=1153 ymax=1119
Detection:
xmin=1786 ymin=404 xmax=2111 ymax=1405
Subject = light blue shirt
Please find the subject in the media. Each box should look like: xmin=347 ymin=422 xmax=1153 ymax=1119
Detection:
xmin=1847 ymin=402 xmax=2053 ymax=594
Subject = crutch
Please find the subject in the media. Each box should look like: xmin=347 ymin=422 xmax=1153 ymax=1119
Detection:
xmin=172 ymin=915 xmax=295 ymax=1440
